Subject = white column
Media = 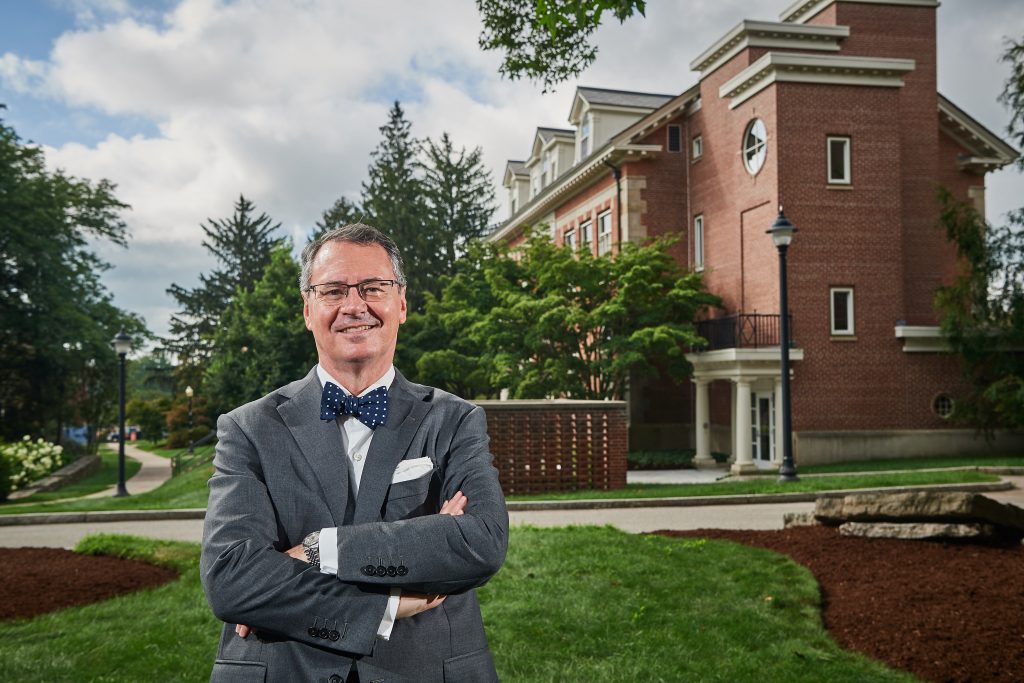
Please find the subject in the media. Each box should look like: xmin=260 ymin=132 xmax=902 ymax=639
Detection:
xmin=773 ymin=377 xmax=784 ymax=466
xmin=728 ymin=380 xmax=737 ymax=465
xmin=731 ymin=378 xmax=756 ymax=475
xmin=692 ymin=379 xmax=715 ymax=469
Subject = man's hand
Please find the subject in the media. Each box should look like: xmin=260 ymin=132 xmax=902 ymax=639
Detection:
xmin=233 ymin=491 xmax=469 ymax=637
xmin=396 ymin=592 xmax=445 ymax=619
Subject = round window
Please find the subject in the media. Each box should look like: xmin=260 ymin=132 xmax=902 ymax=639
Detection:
xmin=743 ymin=119 xmax=767 ymax=175
xmin=932 ymin=393 xmax=955 ymax=419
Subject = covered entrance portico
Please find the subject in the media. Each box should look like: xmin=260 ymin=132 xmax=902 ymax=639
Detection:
xmin=686 ymin=347 xmax=804 ymax=475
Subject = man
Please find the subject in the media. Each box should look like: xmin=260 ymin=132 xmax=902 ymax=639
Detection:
xmin=201 ymin=224 xmax=508 ymax=683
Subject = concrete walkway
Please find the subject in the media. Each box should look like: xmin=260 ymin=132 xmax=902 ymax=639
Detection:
xmin=83 ymin=443 xmax=174 ymax=498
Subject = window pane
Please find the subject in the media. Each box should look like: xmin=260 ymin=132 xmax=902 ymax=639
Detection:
xmin=668 ymin=126 xmax=682 ymax=152
xmin=694 ymin=216 xmax=704 ymax=269
xmin=829 ymin=138 xmax=849 ymax=182
xmin=832 ymin=290 xmax=850 ymax=331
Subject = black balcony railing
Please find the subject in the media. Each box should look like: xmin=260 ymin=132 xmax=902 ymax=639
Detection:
xmin=695 ymin=313 xmax=795 ymax=351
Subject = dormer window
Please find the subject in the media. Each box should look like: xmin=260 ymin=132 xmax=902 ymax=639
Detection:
xmin=580 ymin=114 xmax=592 ymax=159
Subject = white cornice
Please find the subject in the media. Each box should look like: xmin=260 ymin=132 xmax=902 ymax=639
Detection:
xmin=893 ymin=325 xmax=952 ymax=353
xmin=780 ymin=0 xmax=940 ymax=25
xmin=690 ymin=20 xmax=849 ymax=79
xmin=488 ymin=144 xmax=661 ymax=244
xmin=719 ymin=52 xmax=915 ymax=109
xmin=938 ymin=94 xmax=1018 ymax=168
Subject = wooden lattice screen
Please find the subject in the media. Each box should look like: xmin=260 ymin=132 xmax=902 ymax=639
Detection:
xmin=475 ymin=400 xmax=628 ymax=495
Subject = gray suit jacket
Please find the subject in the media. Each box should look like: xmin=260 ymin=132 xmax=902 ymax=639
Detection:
xmin=200 ymin=368 xmax=508 ymax=683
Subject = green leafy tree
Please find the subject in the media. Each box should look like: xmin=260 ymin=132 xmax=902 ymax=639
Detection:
xmin=165 ymin=194 xmax=284 ymax=378
xmin=477 ymin=0 xmax=646 ymax=91
xmin=203 ymin=246 xmax=317 ymax=414
xmin=412 ymin=232 xmax=718 ymax=399
xmin=0 ymin=109 xmax=146 ymax=447
xmin=935 ymin=37 xmax=1024 ymax=430
xmin=126 ymin=396 xmax=171 ymax=444
xmin=420 ymin=133 xmax=497 ymax=277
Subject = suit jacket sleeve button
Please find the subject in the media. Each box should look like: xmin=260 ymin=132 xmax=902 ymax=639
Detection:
xmin=329 ymin=675 xmax=343 ymax=683
xmin=362 ymin=564 xmax=375 ymax=576
xmin=386 ymin=565 xmax=397 ymax=577
xmin=318 ymin=628 xmax=331 ymax=639
xmin=308 ymin=626 xmax=319 ymax=638
xmin=329 ymin=630 xmax=341 ymax=641
xmin=375 ymin=565 xmax=387 ymax=577
xmin=397 ymin=565 xmax=408 ymax=576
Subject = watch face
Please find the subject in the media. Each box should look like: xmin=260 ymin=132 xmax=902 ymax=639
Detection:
xmin=304 ymin=531 xmax=320 ymax=548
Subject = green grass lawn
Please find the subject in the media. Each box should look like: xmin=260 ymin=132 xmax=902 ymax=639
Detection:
xmin=797 ymin=454 xmax=1024 ymax=474
xmin=0 ymin=529 xmax=915 ymax=682
xmin=507 ymin=469 xmax=1001 ymax=501
xmin=0 ymin=461 xmax=1002 ymax=514
xmin=0 ymin=447 xmax=143 ymax=507
xmin=0 ymin=463 xmax=213 ymax=515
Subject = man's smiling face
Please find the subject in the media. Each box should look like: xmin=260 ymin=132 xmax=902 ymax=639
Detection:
xmin=303 ymin=240 xmax=407 ymax=387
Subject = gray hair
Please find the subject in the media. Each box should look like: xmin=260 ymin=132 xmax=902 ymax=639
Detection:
xmin=299 ymin=223 xmax=407 ymax=294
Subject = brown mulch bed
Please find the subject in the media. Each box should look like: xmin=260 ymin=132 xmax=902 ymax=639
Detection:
xmin=0 ymin=548 xmax=178 ymax=621
xmin=656 ymin=526 xmax=1024 ymax=683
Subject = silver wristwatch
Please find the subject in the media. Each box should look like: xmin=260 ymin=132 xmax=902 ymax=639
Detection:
xmin=302 ymin=530 xmax=321 ymax=569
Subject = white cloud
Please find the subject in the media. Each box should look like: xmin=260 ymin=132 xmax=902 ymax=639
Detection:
xmin=2 ymin=0 xmax=1021 ymax=340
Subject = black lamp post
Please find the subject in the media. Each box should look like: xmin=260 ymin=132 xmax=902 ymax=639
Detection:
xmin=185 ymin=385 xmax=194 ymax=455
xmin=767 ymin=209 xmax=799 ymax=483
xmin=110 ymin=329 xmax=132 ymax=497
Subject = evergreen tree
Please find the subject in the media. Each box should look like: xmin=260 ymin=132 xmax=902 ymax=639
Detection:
xmin=312 ymin=195 xmax=364 ymax=241
xmin=203 ymin=246 xmax=317 ymax=414
xmin=359 ymin=102 xmax=431 ymax=310
xmin=420 ymin=133 xmax=497 ymax=278
xmin=164 ymin=194 xmax=284 ymax=376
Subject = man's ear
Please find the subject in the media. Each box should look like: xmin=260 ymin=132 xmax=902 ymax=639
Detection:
xmin=398 ymin=286 xmax=407 ymax=325
xmin=303 ymin=294 xmax=314 ymax=331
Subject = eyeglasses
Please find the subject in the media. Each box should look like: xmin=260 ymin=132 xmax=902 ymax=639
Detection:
xmin=306 ymin=279 xmax=402 ymax=304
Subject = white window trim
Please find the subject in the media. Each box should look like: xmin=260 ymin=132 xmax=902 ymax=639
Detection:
xmin=597 ymin=211 xmax=612 ymax=255
xmin=694 ymin=214 xmax=704 ymax=271
xmin=579 ymin=219 xmax=593 ymax=250
xmin=692 ymin=134 xmax=703 ymax=160
xmin=564 ymin=228 xmax=577 ymax=252
xmin=830 ymin=287 xmax=854 ymax=335
xmin=827 ymin=136 xmax=851 ymax=184
xmin=743 ymin=119 xmax=767 ymax=175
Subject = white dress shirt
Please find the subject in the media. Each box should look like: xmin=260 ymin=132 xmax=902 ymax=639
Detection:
xmin=314 ymin=364 xmax=401 ymax=640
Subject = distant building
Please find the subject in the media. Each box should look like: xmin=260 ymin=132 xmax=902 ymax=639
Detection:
xmin=489 ymin=0 xmax=1020 ymax=466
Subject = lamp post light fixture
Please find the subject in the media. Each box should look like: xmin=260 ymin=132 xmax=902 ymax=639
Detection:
xmin=767 ymin=208 xmax=799 ymax=483
xmin=110 ymin=329 xmax=133 ymax=497
xmin=185 ymin=385 xmax=195 ymax=455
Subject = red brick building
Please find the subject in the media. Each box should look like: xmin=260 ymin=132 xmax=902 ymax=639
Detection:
xmin=489 ymin=0 xmax=1020 ymax=467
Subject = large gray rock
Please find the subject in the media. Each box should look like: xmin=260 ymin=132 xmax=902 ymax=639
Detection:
xmin=840 ymin=491 xmax=1024 ymax=532
xmin=813 ymin=491 xmax=1024 ymax=532
xmin=839 ymin=522 xmax=998 ymax=541
xmin=783 ymin=512 xmax=819 ymax=528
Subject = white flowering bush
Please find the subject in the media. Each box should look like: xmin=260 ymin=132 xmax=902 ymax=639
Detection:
xmin=1 ymin=436 xmax=66 ymax=491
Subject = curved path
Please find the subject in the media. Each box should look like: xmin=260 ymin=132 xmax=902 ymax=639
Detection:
xmin=83 ymin=443 xmax=173 ymax=498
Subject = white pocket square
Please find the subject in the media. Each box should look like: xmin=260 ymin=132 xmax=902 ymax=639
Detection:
xmin=391 ymin=457 xmax=434 ymax=484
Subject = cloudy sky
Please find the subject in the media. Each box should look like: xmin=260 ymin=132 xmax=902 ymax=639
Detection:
xmin=2 ymin=0 xmax=1022 ymax=341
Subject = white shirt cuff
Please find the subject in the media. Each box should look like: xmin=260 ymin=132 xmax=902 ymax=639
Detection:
xmin=318 ymin=527 xmax=338 ymax=575
xmin=377 ymin=589 xmax=401 ymax=640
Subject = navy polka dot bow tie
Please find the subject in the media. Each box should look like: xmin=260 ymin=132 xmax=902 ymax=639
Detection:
xmin=320 ymin=382 xmax=389 ymax=429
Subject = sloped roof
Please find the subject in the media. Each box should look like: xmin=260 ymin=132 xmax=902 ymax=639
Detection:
xmin=576 ymin=86 xmax=675 ymax=109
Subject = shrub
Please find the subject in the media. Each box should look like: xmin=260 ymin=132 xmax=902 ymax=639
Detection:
xmin=165 ymin=427 xmax=213 ymax=449
xmin=627 ymin=449 xmax=695 ymax=470
xmin=1 ymin=436 xmax=66 ymax=491
xmin=0 ymin=449 xmax=11 ymax=502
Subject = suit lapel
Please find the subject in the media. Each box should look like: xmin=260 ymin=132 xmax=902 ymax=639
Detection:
xmin=277 ymin=369 xmax=351 ymax=526
xmin=352 ymin=372 xmax=432 ymax=524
